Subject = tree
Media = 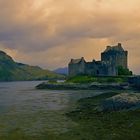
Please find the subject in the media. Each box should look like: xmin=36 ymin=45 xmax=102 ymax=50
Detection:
xmin=118 ymin=66 xmax=132 ymax=76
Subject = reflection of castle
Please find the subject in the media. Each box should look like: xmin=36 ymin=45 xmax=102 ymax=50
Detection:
xmin=68 ymin=43 xmax=128 ymax=77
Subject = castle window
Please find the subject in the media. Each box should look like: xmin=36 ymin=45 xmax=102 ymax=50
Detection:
xmin=97 ymin=70 xmax=99 ymax=75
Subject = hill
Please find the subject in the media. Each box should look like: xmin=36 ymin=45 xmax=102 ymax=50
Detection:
xmin=0 ymin=51 xmax=64 ymax=81
xmin=53 ymin=67 xmax=68 ymax=75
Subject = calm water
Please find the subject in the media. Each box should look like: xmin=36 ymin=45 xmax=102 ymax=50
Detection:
xmin=0 ymin=81 xmax=104 ymax=136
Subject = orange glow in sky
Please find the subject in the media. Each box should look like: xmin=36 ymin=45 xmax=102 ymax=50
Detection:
xmin=0 ymin=0 xmax=140 ymax=74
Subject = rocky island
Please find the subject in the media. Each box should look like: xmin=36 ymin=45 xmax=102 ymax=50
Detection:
xmin=36 ymin=75 xmax=140 ymax=91
xmin=37 ymin=43 xmax=137 ymax=90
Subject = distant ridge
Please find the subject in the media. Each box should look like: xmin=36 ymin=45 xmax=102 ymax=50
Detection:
xmin=53 ymin=67 xmax=68 ymax=75
xmin=0 ymin=50 xmax=64 ymax=81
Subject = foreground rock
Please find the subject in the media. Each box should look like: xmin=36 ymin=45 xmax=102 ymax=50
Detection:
xmin=97 ymin=93 xmax=140 ymax=112
xmin=36 ymin=82 xmax=130 ymax=90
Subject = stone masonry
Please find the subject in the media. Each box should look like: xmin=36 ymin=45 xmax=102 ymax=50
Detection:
xmin=68 ymin=43 xmax=128 ymax=77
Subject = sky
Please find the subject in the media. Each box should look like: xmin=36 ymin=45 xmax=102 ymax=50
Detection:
xmin=0 ymin=0 xmax=140 ymax=74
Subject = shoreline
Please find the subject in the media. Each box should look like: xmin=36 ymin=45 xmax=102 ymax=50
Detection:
xmin=36 ymin=82 xmax=138 ymax=91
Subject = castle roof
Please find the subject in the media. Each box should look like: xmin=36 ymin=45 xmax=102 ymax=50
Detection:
xmin=70 ymin=57 xmax=85 ymax=64
xmin=104 ymin=43 xmax=125 ymax=53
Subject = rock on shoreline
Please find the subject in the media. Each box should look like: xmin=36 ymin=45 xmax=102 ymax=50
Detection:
xmin=97 ymin=93 xmax=140 ymax=112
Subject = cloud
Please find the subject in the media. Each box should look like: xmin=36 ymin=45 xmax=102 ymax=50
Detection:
xmin=0 ymin=0 xmax=140 ymax=74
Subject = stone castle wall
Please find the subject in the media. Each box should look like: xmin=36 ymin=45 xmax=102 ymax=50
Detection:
xmin=101 ymin=51 xmax=128 ymax=69
xmin=68 ymin=60 xmax=85 ymax=77
xmin=68 ymin=43 xmax=128 ymax=77
xmin=69 ymin=60 xmax=117 ymax=77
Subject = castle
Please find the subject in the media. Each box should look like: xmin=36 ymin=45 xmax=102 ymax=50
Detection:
xmin=68 ymin=43 xmax=128 ymax=77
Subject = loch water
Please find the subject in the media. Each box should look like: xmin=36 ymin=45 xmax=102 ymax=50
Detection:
xmin=0 ymin=81 xmax=104 ymax=136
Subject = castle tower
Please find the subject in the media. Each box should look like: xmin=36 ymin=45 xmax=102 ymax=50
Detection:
xmin=68 ymin=57 xmax=86 ymax=76
xmin=101 ymin=43 xmax=128 ymax=69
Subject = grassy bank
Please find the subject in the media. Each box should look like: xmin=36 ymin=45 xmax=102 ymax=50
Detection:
xmin=66 ymin=75 xmax=128 ymax=84
xmin=64 ymin=92 xmax=140 ymax=140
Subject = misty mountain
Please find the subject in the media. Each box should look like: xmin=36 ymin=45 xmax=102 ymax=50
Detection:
xmin=53 ymin=67 xmax=68 ymax=75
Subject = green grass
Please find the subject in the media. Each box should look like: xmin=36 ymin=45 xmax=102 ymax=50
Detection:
xmin=66 ymin=75 xmax=128 ymax=84
xmin=0 ymin=51 xmax=64 ymax=81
